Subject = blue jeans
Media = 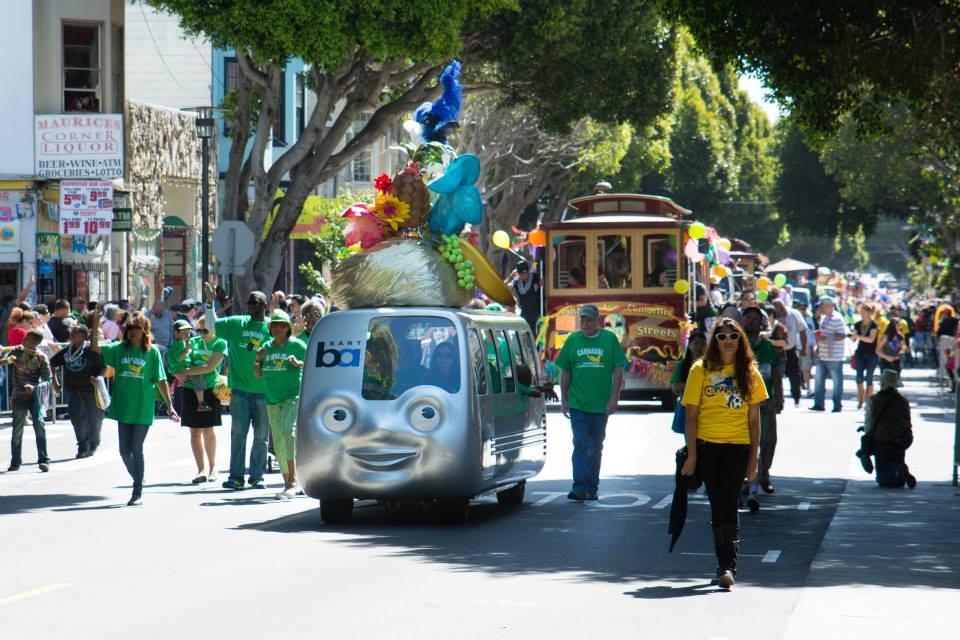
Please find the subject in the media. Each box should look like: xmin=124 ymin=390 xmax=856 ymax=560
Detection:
xmin=854 ymin=353 xmax=879 ymax=385
xmin=228 ymin=389 xmax=268 ymax=483
xmin=10 ymin=397 xmax=47 ymax=465
xmin=569 ymin=409 xmax=608 ymax=496
xmin=814 ymin=359 xmax=844 ymax=409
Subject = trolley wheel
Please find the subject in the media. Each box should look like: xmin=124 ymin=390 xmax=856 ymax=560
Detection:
xmin=320 ymin=498 xmax=354 ymax=525
xmin=661 ymin=392 xmax=676 ymax=412
xmin=496 ymin=481 xmax=526 ymax=506
xmin=436 ymin=497 xmax=470 ymax=524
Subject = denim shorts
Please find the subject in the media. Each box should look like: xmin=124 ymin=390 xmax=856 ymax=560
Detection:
xmin=854 ymin=353 xmax=879 ymax=385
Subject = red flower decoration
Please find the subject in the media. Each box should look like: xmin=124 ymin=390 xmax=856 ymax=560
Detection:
xmin=374 ymin=174 xmax=393 ymax=193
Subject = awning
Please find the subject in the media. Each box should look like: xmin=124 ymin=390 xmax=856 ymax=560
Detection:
xmin=766 ymin=258 xmax=816 ymax=272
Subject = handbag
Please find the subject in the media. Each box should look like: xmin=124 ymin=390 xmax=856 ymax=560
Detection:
xmin=849 ymin=354 xmax=857 ymax=369
xmin=671 ymin=403 xmax=686 ymax=434
xmin=94 ymin=375 xmax=111 ymax=410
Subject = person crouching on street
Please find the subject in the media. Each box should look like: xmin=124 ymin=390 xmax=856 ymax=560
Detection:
xmin=3 ymin=329 xmax=53 ymax=472
xmin=680 ymin=317 xmax=767 ymax=590
xmin=255 ymin=311 xmax=307 ymax=499
xmin=856 ymin=369 xmax=916 ymax=489
xmin=555 ymin=304 xmax=627 ymax=502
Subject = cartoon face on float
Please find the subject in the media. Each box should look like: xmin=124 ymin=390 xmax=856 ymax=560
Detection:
xmin=604 ymin=312 xmax=626 ymax=342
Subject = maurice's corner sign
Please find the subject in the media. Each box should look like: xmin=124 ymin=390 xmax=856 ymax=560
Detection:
xmin=34 ymin=114 xmax=124 ymax=179
xmin=60 ymin=180 xmax=113 ymax=236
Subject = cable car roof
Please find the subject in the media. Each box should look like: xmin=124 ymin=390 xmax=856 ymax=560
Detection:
xmin=565 ymin=193 xmax=692 ymax=219
xmin=543 ymin=213 xmax=687 ymax=231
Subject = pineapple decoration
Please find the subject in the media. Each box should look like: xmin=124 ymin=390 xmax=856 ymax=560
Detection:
xmin=390 ymin=162 xmax=431 ymax=229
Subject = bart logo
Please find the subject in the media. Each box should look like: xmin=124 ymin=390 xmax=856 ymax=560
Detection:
xmin=315 ymin=341 xmax=361 ymax=368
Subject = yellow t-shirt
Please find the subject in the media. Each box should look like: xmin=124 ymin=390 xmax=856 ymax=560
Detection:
xmin=875 ymin=316 xmax=908 ymax=339
xmin=681 ymin=360 xmax=768 ymax=444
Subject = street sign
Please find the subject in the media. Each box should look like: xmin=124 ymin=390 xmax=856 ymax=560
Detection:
xmin=113 ymin=207 xmax=132 ymax=232
xmin=212 ymin=220 xmax=255 ymax=276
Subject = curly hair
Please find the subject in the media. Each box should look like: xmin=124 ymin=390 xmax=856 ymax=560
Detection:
xmin=702 ymin=317 xmax=755 ymax=400
xmin=122 ymin=312 xmax=153 ymax=352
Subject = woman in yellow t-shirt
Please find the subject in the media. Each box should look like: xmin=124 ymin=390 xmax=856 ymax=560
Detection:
xmin=680 ymin=317 xmax=767 ymax=589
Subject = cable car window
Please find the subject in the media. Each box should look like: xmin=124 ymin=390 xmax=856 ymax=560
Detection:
xmin=468 ymin=329 xmax=488 ymax=396
xmin=598 ymin=235 xmax=631 ymax=289
xmin=552 ymin=235 xmax=587 ymax=289
xmin=644 ymin=234 xmax=676 ymax=288
xmin=362 ymin=317 xmax=460 ymax=399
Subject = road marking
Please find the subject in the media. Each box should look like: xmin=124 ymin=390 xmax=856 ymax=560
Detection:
xmin=653 ymin=494 xmax=673 ymax=509
xmin=813 ymin=479 xmax=824 ymax=485
xmin=0 ymin=583 xmax=71 ymax=606
xmin=762 ymin=550 xmax=781 ymax=563
xmin=589 ymin=492 xmax=651 ymax=509
xmin=532 ymin=492 xmax=567 ymax=507
xmin=681 ymin=552 xmax=765 ymax=558
xmin=797 ymin=501 xmax=811 ymax=510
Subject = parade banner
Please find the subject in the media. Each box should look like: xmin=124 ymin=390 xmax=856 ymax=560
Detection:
xmin=59 ymin=180 xmax=113 ymax=236
xmin=35 ymin=114 xmax=124 ymax=179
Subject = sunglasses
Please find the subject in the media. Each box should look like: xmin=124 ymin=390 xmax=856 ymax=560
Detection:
xmin=715 ymin=332 xmax=741 ymax=342
xmin=199 ymin=328 xmax=209 ymax=334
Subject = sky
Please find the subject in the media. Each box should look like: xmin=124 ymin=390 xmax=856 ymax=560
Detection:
xmin=738 ymin=74 xmax=785 ymax=124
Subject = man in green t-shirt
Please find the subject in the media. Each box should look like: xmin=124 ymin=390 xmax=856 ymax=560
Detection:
xmin=555 ymin=304 xmax=627 ymax=502
xmin=204 ymin=283 xmax=271 ymax=490
xmin=742 ymin=306 xmax=782 ymax=509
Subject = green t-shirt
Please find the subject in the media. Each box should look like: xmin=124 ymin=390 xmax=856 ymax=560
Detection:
xmin=166 ymin=340 xmax=190 ymax=375
xmin=185 ymin=335 xmax=227 ymax=390
xmin=101 ymin=342 xmax=165 ymax=426
xmin=554 ymin=329 xmax=627 ymax=414
xmin=749 ymin=337 xmax=781 ymax=394
xmin=670 ymin=358 xmax=685 ymax=384
xmin=260 ymin=337 xmax=307 ymax=405
xmin=215 ymin=315 xmax=270 ymax=394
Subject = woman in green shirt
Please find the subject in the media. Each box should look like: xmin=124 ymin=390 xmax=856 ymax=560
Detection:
xmin=254 ymin=311 xmax=306 ymax=499
xmin=95 ymin=312 xmax=178 ymax=506
xmin=174 ymin=315 xmax=228 ymax=484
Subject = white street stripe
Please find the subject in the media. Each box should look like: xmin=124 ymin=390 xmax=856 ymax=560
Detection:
xmin=762 ymin=550 xmax=782 ymax=563
xmin=652 ymin=494 xmax=673 ymax=509
xmin=797 ymin=501 xmax=811 ymax=510
xmin=0 ymin=583 xmax=71 ymax=606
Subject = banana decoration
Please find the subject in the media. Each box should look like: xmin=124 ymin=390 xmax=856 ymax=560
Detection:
xmin=458 ymin=237 xmax=515 ymax=306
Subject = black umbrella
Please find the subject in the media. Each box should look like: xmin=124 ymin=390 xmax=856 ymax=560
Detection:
xmin=668 ymin=446 xmax=701 ymax=552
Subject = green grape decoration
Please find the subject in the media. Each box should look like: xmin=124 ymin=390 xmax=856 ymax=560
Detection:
xmin=439 ymin=234 xmax=476 ymax=290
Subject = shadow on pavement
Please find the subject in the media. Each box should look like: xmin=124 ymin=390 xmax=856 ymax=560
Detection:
xmin=0 ymin=493 xmax=108 ymax=515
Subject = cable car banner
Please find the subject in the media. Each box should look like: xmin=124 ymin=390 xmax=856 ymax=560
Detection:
xmin=538 ymin=301 xmax=689 ymax=385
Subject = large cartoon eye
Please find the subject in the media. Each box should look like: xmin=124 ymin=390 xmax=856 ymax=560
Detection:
xmin=409 ymin=401 xmax=442 ymax=432
xmin=322 ymin=405 xmax=354 ymax=432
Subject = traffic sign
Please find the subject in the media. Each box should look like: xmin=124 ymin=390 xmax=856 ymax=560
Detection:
xmin=212 ymin=221 xmax=255 ymax=276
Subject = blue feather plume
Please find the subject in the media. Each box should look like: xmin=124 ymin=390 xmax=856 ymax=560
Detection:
xmin=414 ymin=60 xmax=462 ymax=144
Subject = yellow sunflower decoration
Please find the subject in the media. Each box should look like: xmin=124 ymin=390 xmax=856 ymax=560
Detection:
xmin=371 ymin=193 xmax=411 ymax=231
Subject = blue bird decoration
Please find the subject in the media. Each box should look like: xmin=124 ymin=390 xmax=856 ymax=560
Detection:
xmin=427 ymin=153 xmax=483 ymax=236
xmin=415 ymin=60 xmax=462 ymax=144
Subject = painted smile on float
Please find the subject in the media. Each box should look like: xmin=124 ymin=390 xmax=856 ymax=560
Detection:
xmin=346 ymin=447 xmax=420 ymax=469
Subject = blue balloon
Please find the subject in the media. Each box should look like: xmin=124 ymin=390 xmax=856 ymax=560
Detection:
xmin=428 ymin=154 xmax=483 ymax=236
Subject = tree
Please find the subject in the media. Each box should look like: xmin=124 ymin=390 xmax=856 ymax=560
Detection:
xmin=150 ymin=0 xmax=678 ymax=297
xmin=660 ymin=1 xmax=960 ymax=138
xmin=458 ymin=94 xmax=631 ymax=263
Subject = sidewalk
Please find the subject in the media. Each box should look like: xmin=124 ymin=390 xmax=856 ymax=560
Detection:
xmin=785 ymin=368 xmax=960 ymax=639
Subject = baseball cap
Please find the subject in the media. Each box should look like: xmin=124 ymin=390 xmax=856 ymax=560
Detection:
xmin=268 ymin=310 xmax=292 ymax=326
xmin=516 ymin=262 xmax=530 ymax=273
xmin=173 ymin=319 xmax=192 ymax=332
xmin=579 ymin=304 xmax=600 ymax=319
xmin=181 ymin=298 xmax=198 ymax=308
xmin=819 ymin=295 xmax=836 ymax=306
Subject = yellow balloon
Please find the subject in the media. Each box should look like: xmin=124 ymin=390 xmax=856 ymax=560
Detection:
xmin=719 ymin=237 xmax=732 ymax=251
xmin=673 ymin=279 xmax=690 ymax=295
xmin=689 ymin=222 xmax=706 ymax=240
xmin=757 ymin=276 xmax=771 ymax=291
xmin=492 ymin=230 xmax=511 ymax=250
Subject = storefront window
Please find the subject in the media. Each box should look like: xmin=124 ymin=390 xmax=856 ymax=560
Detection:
xmin=598 ymin=235 xmax=631 ymax=289
xmin=552 ymin=235 xmax=587 ymax=289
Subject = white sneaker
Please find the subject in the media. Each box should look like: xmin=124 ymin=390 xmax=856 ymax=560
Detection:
xmin=274 ymin=491 xmax=286 ymax=500
xmin=281 ymin=486 xmax=298 ymax=499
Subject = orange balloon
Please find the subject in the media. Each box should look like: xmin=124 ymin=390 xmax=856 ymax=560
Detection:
xmin=528 ymin=228 xmax=546 ymax=247
xmin=712 ymin=264 xmax=728 ymax=278
xmin=757 ymin=276 xmax=771 ymax=291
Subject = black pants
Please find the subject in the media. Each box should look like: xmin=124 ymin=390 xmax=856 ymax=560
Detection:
xmin=784 ymin=348 xmax=802 ymax=403
xmin=697 ymin=441 xmax=750 ymax=570
xmin=118 ymin=423 xmax=150 ymax=493
xmin=66 ymin=388 xmax=104 ymax=454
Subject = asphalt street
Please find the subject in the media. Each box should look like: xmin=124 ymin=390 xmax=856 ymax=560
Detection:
xmin=1 ymin=368 xmax=958 ymax=640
